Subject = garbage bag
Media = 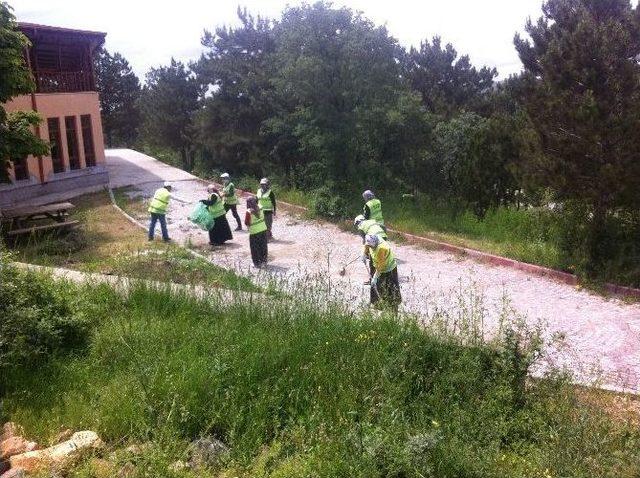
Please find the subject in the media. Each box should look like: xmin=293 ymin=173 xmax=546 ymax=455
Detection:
xmin=189 ymin=202 xmax=215 ymax=231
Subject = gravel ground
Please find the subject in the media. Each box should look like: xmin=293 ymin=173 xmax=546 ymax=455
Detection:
xmin=107 ymin=149 xmax=640 ymax=393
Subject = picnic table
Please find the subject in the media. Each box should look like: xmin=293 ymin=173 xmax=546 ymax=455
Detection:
xmin=0 ymin=202 xmax=78 ymax=237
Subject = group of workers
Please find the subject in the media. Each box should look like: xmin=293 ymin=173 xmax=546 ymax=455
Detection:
xmin=147 ymin=174 xmax=276 ymax=267
xmin=148 ymin=179 xmax=401 ymax=312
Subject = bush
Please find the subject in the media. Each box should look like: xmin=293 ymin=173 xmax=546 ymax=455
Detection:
xmin=310 ymin=186 xmax=351 ymax=219
xmin=0 ymin=253 xmax=97 ymax=379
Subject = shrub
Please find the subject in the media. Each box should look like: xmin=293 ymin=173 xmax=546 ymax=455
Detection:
xmin=310 ymin=186 xmax=351 ymax=219
xmin=0 ymin=253 xmax=98 ymax=380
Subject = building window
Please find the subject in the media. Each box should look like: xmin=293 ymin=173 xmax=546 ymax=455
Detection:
xmin=65 ymin=116 xmax=80 ymax=170
xmin=47 ymin=117 xmax=65 ymax=173
xmin=13 ymin=157 xmax=29 ymax=181
xmin=80 ymin=114 xmax=96 ymax=167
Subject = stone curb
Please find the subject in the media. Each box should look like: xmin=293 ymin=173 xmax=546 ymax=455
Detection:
xmin=220 ymin=185 xmax=638 ymax=300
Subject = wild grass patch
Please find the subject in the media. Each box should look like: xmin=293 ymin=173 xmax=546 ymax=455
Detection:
xmin=1 ymin=261 xmax=638 ymax=477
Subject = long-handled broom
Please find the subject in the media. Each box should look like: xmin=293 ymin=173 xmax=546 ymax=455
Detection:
xmin=338 ymin=256 xmax=362 ymax=276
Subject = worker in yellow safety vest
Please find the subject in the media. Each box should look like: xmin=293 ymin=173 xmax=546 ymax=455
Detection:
xmin=364 ymin=234 xmax=401 ymax=313
xmin=362 ymin=190 xmax=385 ymax=228
xmin=257 ymin=177 xmax=276 ymax=240
xmin=245 ymin=196 xmax=269 ymax=267
xmin=148 ymin=181 xmax=173 ymax=242
xmin=200 ymin=185 xmax=233 ymax=245
xmin=354 ymin=214 xmax=388 ymax=283
xmin=220 ymin=173 xmax=242 ymax=231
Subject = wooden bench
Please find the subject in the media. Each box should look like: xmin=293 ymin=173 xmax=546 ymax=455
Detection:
xmin=1 ymin=202 xmax=77 ymax=238
xmin=5 ymin=220 xmax=80 ymax=237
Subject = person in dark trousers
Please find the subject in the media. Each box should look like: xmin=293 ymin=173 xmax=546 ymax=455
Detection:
xmin=365 ymin=234 xmax=401 ymax=314
xmin=354 ymin=214 xmax=388 ymax=284
xmin=362 ymin=189 xmax=385 ymax=230
xmin=220 ymin=173 xmax=242 ymax=231
xmin=200 ymin=185 xmax=233 ymax=245
xmin=257 ymin=177 xmax=276 ymax=240
xmin=148 ymin=181 xmax=173 ymax=242
xmin=245 ymin=196 xmax=269 ymax=267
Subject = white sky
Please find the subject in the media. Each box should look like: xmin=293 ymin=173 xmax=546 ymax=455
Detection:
xmin=14 ymin=0 xmax=546 ymax=81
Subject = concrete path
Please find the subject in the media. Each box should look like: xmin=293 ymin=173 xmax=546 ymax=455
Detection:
xmin=105 ymin=149 xmax=640 ymax=394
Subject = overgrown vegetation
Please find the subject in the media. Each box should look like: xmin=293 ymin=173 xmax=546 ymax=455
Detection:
xmin=1 ymin=260 xmax=639 ymax=477
xmin=9 ymin=192 xmax=257 ymax=291
xmin=0 ymin=1 xmax=49 ymax=182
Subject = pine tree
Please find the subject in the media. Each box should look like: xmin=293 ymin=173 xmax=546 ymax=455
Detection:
xmin=515 ymin=0 xmax=640 ymax=274
xmin=95 ymin=49 xmax=141 ymax=147
xmin=139 ymin=59 xmax=201 ymax=171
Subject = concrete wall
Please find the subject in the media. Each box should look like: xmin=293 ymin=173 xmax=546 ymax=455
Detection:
xmin=1 ymin=92 xmax=109 ymax=207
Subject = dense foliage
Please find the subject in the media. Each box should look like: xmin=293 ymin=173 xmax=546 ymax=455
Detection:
xmin=0 ymin=253 xmax=96 ymax=378
xmin=2 ymin=269 xmax=639 ymax=477
xmin=514 ymin=0 xmax=640 ymax=280
xmin=139 ymin=59 xmax=201 ymax=171
xmin=0 ymin=1 xmax=49 ymax=182
xmin=95 ymin=49 xmax=142 ymax=147
xmin=93 ymin=0 xmax=640 ymax=284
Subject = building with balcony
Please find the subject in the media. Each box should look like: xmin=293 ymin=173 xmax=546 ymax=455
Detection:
xmin=1 ymin=23 xmax=109 ymax=208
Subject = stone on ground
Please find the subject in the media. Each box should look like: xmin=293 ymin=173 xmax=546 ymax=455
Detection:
xmin=9 ymin=431 xmax=103 ymax=474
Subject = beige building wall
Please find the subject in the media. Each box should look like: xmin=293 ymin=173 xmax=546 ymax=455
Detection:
xmin=4 ymin=92 xmax=106 ymax=183
xmin=1 ymin=92 xmax=109 ymax=207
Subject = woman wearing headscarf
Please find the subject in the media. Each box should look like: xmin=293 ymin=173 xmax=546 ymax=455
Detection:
xmin=245 ymin=196 xmax=268 ymax=266
xmin=200 ymin=185 xmax=233 ymax=245
xmin=364 ymin=234 xmax=401 ymax=313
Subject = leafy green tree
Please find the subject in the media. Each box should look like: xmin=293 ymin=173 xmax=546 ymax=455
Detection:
xmin=139 ymin=59 xmax=201 ymax=171
xmin=194 ymin=7 xmax=276 ymax=176
xmin=263 ymin=2 xmax=428 ymax=191
xmin=0 ymin=1 xmax=48 ymax=182
xmin=95 ymin=49 xmax=141 ymax=147
xmin=432 ymin=112 xmax=519 ymax=216
xmin=515 ymin=0 xmax=640 ymax=274
xmin=405 ymin=37 xmax=497 ymax=118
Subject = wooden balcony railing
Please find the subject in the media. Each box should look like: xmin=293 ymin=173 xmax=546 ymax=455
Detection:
xmin=35 ymin=70 xmax=95 ymax=94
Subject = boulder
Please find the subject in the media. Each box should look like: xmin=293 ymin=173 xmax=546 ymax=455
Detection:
xmin=0 ymin=468 xmax=25 ymax=478
xmin=0 ymin=424 xmax=21 ymax=443
xmin=1 ymin=437 xmax=38 ymax=460
xmin=9 ymin=431 xmax=103 ymax=474
xmin=52 ymin=429 xmax=73 ymax=444
xmin=187 ymin=437 xmax=229 ymax=469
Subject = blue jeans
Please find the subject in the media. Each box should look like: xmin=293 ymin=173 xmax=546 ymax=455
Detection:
xmin=148 ymin=213 xmax=169 ymax=241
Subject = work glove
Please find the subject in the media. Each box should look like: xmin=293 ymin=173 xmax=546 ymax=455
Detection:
xmin=371 ymin=275 xmax=379 ymax=287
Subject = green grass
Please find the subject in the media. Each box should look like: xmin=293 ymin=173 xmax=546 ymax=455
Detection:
xmin=9 ymin=192 xmax=258 ymax=292
xmin=2 ymin=263 xmax=639 ymax=477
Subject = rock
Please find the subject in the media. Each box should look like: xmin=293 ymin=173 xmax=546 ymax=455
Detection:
xmin=124 ymin=442 xmax=152 ymax=456
xmin=168 ymin=460 xmax=188 ymax=472
xmin=0 ymin=424 xmax=21 ymax=442
xmin=0 ymin=468 xmax=25 ymax=478
xmin=0 ymin=437 xmax=38 ymax=460
xmin=188 ymin=437 xmax=229 ymax=469
xmin=9 ymin=431 xmax=103 ymax=474
xmin=52 ymin=429 xmax=73 ymax=444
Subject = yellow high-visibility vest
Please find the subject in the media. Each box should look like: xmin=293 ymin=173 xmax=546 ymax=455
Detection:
xmin=257 ymin=188 xmax=273 ymax=211
xmin=148 ymin=187 xmax=171 ymax=214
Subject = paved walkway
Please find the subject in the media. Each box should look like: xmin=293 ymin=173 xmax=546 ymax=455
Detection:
xmin=106 ymin=149 xmax=640 ymax=393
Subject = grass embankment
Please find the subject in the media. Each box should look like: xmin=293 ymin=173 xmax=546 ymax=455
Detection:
xmin=10 ymin=191 xmax=257 ymax=291
xmin=271 ymin=185 xmax=563 ymax=271
xmin=2 ymin=262 xmax=639 ymax=477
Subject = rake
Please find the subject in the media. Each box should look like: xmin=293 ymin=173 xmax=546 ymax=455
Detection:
xmin=338 ymin=256 xmax=362 ymax=276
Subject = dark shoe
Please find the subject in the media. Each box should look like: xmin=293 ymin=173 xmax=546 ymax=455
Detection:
xmin=148 ymin=237 xmax=154 ymax=241
xmin=235 ymin=226 xmax=242 ymax=231
xmin=162 ymin=238 xmax=172 ymax=243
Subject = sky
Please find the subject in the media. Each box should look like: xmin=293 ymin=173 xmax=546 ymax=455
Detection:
xmin=13 ymin=0 xmax=547 ymax=81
